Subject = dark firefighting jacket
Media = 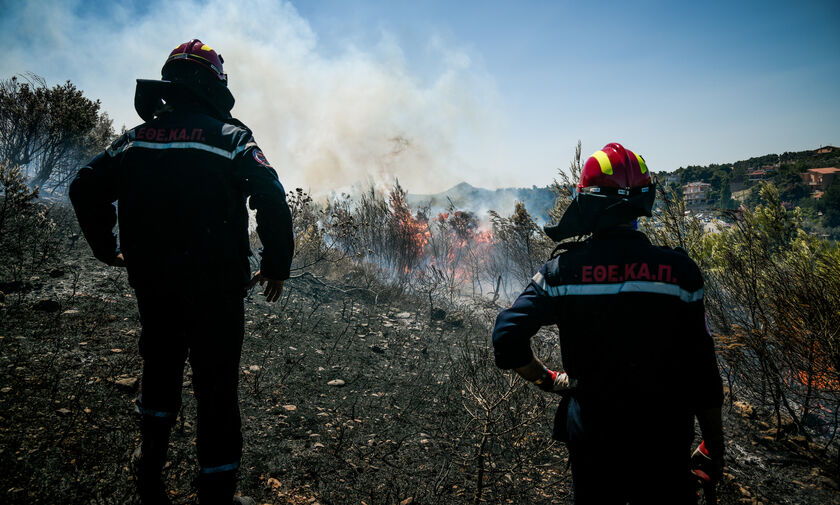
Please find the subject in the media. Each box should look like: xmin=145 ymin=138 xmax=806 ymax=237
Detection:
xmin=492 ymin=228 xmax=722 ymax=437
xmin=69 ymin=102 xmax=294 ymax=292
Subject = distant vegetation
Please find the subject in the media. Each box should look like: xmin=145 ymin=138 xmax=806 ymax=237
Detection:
xmin=0 ymin=74 xmax=115 ymax=194
xmin=645 ymin=183 xmax=840 ymax=444
xmin=661 ymin=147 xmax=840 ymax=237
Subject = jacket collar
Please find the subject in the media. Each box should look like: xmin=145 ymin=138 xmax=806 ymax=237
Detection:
xmin=590 ymin=226 xmax=650 ymax=243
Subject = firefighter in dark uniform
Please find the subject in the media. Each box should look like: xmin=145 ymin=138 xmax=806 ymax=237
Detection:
xmin=492 ymin=143 xmax=724 ymax=504
xmin=69 ymin=40 xmax=294 ymax=505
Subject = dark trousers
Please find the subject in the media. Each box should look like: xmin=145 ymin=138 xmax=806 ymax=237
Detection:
xmin=134 ymin=288 xmax=245 ymax=504
xmin=565 ymin=398 xmax=697 ymax=505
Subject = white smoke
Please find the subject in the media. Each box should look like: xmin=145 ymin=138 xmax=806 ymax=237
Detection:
xmin=0 ymin=0 xmax=500 ymax=194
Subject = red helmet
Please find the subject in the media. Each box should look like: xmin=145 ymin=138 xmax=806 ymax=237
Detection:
xmin=579 ymin=142 xmax=650 ymax=192
xmin=135 ymin=39 xmax=235 ymax=120
xmin=162 ymin=39 xmax=227 ymax=84
xmin=543 ymin=142 xmax=656 ymax=242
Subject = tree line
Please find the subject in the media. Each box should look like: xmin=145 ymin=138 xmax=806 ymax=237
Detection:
xmin=0 ymin=74 xmax=114 ymax=194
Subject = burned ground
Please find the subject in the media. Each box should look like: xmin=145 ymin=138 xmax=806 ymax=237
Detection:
xmin=1 ymin=239 xmax=839 ymax=505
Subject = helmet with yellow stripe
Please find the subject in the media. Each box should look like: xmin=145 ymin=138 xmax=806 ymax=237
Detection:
xmin=162 ymin=39 xmax=228 ymax=84
xmin=579 ymin=142 xmax=651 ymax=192
xmin=134 ymin=39 xmax=235 ymax=121
xmin=544 ymin=142 xmax=656 ymax=242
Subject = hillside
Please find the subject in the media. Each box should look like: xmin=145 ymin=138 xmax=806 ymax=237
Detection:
xmin=657 ymin=146 xmax=840 ymax=237
xmin=665 ymin=146 xmax=840 ymax=189
xmin=407 ymin=182 xmax=556 ymax=225
xmin=407 ymin=146 xmax=840 ymax=233
xmin=662 ymin=147 xmax=840 ymax=205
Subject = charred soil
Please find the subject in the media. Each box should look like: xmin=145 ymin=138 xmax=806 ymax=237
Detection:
xmin=1 ymin=244 xmax=838 ymax=505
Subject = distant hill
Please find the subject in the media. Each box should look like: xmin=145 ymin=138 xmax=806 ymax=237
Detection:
xmin=405 ymin=147 xmax=840 ymax=226
xmin=658 ymin=146 xmax=840 ymax=208
xmin=661 ymin=146 xmax=840 ymax=191
xmin=407 ymin=182 xmax=556 ymax=224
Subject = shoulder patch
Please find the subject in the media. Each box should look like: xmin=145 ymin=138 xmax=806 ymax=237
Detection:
xmin=252 ymin=148 xmax=272 ymax=167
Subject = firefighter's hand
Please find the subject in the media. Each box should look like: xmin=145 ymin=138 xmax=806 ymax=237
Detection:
xmin=692 ymin=458 xmax=724 ymax=488
xmin=515 ymin=359 xmax=576 ymax=394
xmin=535 ymin=368 xmax=576 ymax=394
xmin=249 ymin=271 xmax=284 ymax=303
xmin=112 ymin=253 xmax=125 ymax=267
xmin=691 ymin=440 xmax=724 ymax=486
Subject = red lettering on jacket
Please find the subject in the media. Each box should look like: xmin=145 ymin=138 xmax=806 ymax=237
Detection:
xmin=137 ymin=127 xmax=204 ymax=142
xmin=657 ymin=264 xmax=673 ymax=283
xmin=593 ymin=265 xmax=607 ymax=282
xmin=580 ymin=262 xmax=677 ymax=283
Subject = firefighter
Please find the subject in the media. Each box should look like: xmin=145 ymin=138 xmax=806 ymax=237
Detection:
xmin=492 ymin=143 xmax=724 ymax=504
xmin=69 ymin=40 xmax=294 ymax=505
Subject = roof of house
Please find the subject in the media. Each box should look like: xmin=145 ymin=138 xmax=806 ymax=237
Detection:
xmin=807 ymin=167 xmax=840 ymax=175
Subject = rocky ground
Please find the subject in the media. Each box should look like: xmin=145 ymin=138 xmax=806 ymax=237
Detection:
xmin=1 ymin=243 xmax=839 ymax=504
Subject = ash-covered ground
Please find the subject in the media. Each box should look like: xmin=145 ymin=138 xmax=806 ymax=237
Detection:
xmin=1 ymin=240 xmax=839 ymax=505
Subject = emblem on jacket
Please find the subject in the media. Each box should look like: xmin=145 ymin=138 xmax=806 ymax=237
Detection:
xmin=253 ymin=149 xmax=271 ymax=167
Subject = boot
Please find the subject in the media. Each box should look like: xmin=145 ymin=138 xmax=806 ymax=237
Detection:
xmin=198 ymin=470 xmax=237 ymax=505
xmin=132 ymin=446 xmax=171 ymax=505
xmin=134 ymin=417 xmax=173 ymax=505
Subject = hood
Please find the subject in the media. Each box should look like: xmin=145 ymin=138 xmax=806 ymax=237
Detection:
xmin=134 ymin=78 xmax=234 ymax=122
xmin=543 ymin=184 xmax=656 ymax=242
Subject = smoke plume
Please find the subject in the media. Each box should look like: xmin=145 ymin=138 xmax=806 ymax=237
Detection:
xmin=0 ymin=0 xmax=500 ymax=194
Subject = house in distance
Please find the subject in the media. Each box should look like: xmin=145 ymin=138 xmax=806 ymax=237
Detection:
xmin=801 ymin=167 xmax=840 ymax=198
xmin=684 ymin=181 xmax=712 ymax=210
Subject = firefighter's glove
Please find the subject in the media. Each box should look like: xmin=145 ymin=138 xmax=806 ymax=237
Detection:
xmin=691 ymin=440 xmax=724 ymax=485
xmin=534 ymin=367 xmax=576 ymax=394
xmin=111 ymin=253 xmax=125 ymax=268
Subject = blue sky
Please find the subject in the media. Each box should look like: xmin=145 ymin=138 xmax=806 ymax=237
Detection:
xmin=1 ymin=0 xmax=838 ymax=193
